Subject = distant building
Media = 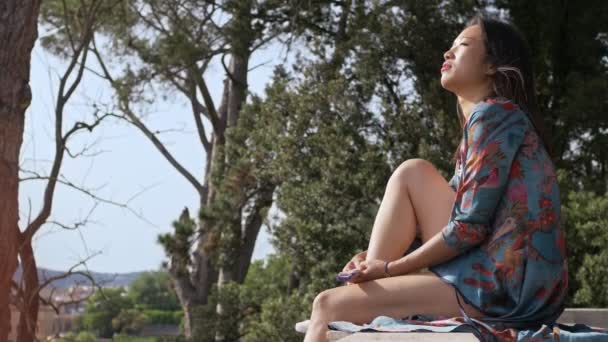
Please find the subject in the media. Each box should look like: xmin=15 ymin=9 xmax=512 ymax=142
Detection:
xmin=8 ymin=285 xmax=94 ymax=341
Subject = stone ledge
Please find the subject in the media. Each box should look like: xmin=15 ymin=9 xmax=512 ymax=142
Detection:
xmin=324 ymin=308 xmax=608 ymax=341
xmin=328 ymin=332 xmax=478 ymax=341
xmin=556 ymin=308 xmax=608 ymax=329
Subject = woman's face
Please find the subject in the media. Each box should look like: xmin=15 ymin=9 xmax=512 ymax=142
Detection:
xmin=440 ymin=24 xmax=493 ymax=96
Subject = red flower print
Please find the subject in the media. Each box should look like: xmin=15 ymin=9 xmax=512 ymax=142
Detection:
xmin=547 ymin=212 xmax=555 ymax=223
xmin=457 ymin=223 xmax=466 ymax=233
xmin=522 ymin=130 xmax=539 ymax=158
xmin=510 ymin=160 xmax=523 ymax=179
xmin=464 ymin=277 xmax=495 ymax=290
xmin=472 ymin=263 xmax=493 ymax=276
xmin=527 ymin=220 xmax=540 ymax=230
xmin=483 ymin=98 xmax=516 ymax=110
xmin=540 ymin=215 xmax=548 ymax=227
xmin=480 ymin=281 xmax=495 ymax=290
xmin=534 ymin=287 xmax=547 ymax=299
xmin=477 ymin=168 xmax=500 ymax=188
xmin=507 ymin=183 xmax=527 ymax=203
xmin=464 ymin=277 xmax=477 ymax=286
xmin=467 ymin=230 xmax=483 ymax=243
xmin=537 ymin=211 xmax=556 ymax=232
xmin=539 ymin=198 xmax=552 ymax=208
xmin=540 ymin=211 xmax=555 ymax=226
xmin=501 ymin=102 xmax=516 ymax=111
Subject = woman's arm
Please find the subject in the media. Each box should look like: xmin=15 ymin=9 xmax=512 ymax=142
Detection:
xmin=350 ymin=236 xmax=457 ymax=282
xmin=387 ymin=232 xmax=458 ymax=275
xmin=389 ymin=101 xmax=529 ymax=276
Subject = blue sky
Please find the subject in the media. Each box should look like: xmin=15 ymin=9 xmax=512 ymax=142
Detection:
xmin=21 ymin=34 xmax=293 ymax=274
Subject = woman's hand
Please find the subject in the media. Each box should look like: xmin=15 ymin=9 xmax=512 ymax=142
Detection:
xmin=349 ymin=259 xmax=388 ymax=283
xmin=342 ymin=250 xmax=367 ymax=274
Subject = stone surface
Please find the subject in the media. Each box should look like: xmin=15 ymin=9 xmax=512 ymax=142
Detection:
xmin=327 ymin=332 xmax=478 ymax=341
xmin=557 ymin=308 xmax=608 ymax=329
xmin=322 ymin=309 xmax=608 ymax=341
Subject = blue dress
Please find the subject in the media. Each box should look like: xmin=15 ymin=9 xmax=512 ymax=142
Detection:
xmin=429 ymin=97 xmax=568 ymax=329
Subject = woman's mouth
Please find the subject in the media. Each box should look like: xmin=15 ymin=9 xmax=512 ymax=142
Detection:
xmin=441 ymin=63 xmax=452 ymax=72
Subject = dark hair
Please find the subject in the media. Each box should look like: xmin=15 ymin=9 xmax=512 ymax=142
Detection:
xmin=452 ymin=14 xmax=551 ymax=162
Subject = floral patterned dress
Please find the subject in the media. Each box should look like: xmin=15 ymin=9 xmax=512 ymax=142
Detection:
xmin=429 ymin=96 xmax=568 ymax=329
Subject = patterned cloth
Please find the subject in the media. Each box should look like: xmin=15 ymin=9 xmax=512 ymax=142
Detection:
xmin=328 ymin=315 xmax=608 ymax=342
xmin=429 ymin=97 xmax=568 ymax=328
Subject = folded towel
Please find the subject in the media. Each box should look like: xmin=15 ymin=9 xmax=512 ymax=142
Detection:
xmin=324 ymin=315 xmax=608 ymax=342
xmin=295 ymin=319 xmax=311 ymax=334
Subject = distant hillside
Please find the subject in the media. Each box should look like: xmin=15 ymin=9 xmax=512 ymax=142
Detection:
xmin=13 ymin=265 xmax=143 ymax=289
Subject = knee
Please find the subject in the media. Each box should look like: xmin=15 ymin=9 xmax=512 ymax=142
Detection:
xmin=390 ymin=158 xmax=435 ymax=186
xmin=312 ymin=290 xmax=335 ymax=319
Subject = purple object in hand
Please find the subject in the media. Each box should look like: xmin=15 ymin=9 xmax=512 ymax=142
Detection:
xmin=336 ymin=269 xmax=360 ymax=283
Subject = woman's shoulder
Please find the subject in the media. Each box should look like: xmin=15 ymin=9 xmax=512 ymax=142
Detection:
xmin=468 ymin=96 xmax=527 ymax=127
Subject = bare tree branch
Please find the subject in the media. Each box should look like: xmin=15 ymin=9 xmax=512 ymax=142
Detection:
xmin=61 ymin=0 xmax=76 ymax=53
xmin=21 ymin=0 xmax=102 ymax=244
xmin=37 ymin=251 xmax=103 ymax=292
xmin=19 ymin=168 xmax=160 ymax=229
xmin=121 ymin=102 xmax=207 ymax=197
xmin=47 ymin=203 xmax=99 ymax=231
xmin=186 ymin=77 xmax=211 ymax=153
xmin=188 ymin=67 xmax=222 ymax=134
xmin=91 ymin=48 xmax=207 ymax=198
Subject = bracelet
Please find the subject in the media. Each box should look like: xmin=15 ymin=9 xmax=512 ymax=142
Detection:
xmin=384 ymin=261 xmax=392 ymax=277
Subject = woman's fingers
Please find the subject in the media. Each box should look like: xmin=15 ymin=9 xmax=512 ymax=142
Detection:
xmin=351 ymin=270 xmax=367 ymax=283
xmin=342 ymin=261 xmax=356 ymax=273
xmin=341 ymin=253 xmax=368 ymax=280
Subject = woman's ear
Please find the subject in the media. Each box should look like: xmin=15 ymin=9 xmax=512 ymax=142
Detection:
xmin=485 ymin=63 xmax=497 ymax=76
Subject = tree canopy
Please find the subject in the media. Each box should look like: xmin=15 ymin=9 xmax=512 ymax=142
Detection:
xmin=31 ymin=0 xmax=608 ymax=341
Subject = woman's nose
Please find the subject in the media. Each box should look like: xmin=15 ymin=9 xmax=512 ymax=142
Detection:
xmin=444 ymin=49 xmax=454 ymax=60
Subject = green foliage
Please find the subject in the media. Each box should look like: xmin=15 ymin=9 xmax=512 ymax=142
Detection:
xmin=496 ymin=0 xmax=608 ymax=191
xmin=40 ymin=0 xmax=608 ymax=339
xmin=39 ymin=0 xmax=137 ymax=59
xmin=112 ymin=335 xmax=158 ymax=342
xmin=240 ymin=65 xmax=391 ymax=287
xmin=158 ymin=211 xmax=196 ymax=278
xmin=242 ymin=293 xmax=310 ymax=342
xmin=82 ymin=288 xmax=133 ymax=338
xmin=182 ymin=254 xmax=313 ymax=342
xmin=112 ymin=336 xmax=186 ymax=342
xmin=57 ymin=331 xmax=96 ymax=342
xmin=142 ymin=310 xmax=183 ymax=325
xmin=243 ymin=255 xmax=291 ymax=299
xmin=563 ymin=191 xmax=608 ymax=307
xmin=112 ymin=309 xmax=147 ymax=335
xmin=128 ymin=271 xmax=180 ymax=311
xmin=79 ymin=272 xmax=183 ymax=338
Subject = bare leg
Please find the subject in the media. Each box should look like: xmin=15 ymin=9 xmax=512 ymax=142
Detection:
xmin=305 ymin=159 xmax=471 ymax=341
xmin=303 ymin=273 xmax=483 ymax=342
xmin=367 ymin=158 xmax=456 ymax=261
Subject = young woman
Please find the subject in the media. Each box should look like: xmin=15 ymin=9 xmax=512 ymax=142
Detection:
xmin=303 ymin=14 xmax=568 ymax=342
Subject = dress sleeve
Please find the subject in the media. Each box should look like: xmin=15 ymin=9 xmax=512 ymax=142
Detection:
xmin=441 ymin=102 xmax=528 ymax=253
xmin=448 ymin=172 xmax=458 ymax=192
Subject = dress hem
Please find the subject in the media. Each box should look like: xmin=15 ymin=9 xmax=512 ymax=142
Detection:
xmin=428 ymin=267 xmax=494 ymax=320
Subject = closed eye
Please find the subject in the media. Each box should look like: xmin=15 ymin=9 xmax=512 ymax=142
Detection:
xmin=450 ymin=43 xmax=468 ymax=49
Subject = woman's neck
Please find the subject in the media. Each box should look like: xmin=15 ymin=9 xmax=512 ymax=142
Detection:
xmin=458 ymin=93 xmax=494 ymax=122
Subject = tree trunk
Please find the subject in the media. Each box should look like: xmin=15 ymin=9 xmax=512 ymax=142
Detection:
xmin=236 ymin=186 xmax=275 ymax=284
xmin=214 ymin=50 xmax=253 ymax=341
xmin=0 ymin=1 xmax=41 ymax=340
xmin=217 ymin=53 xmax=251 ymax=287
xmin=16 ymin=240 xmax=39 ymax=342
